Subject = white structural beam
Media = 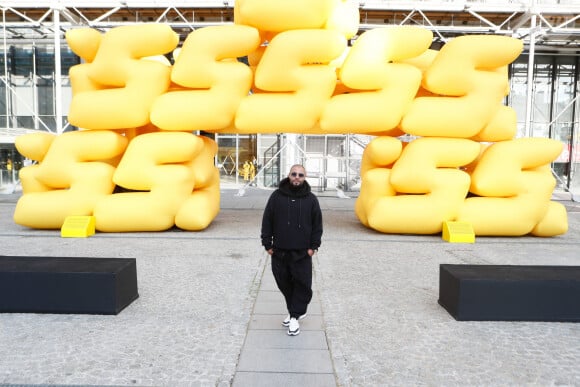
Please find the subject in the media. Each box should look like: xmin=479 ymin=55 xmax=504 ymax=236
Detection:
xmin=524 ymin=12 xmax=537 ymax=138
xmin=53 ymin=7 xmax=63 ymax=134
xmin=2 ymin=8 xmax=9 ymax=131
xmin=0 ymin=1 xmax=232 ymax=7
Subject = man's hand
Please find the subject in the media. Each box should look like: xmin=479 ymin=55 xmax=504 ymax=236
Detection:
xmin=308 ymin=249 xmax=315 ymax=257
xmin=267 ymin=249 xmax=273 ymax=255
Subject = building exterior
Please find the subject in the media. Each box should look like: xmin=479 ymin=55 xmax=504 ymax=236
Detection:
xmin=0 ymin=0 xmax=579 ymax=196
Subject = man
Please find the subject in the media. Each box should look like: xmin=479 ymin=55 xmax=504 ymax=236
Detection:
xmin=261 ymin=164 xmax=323 ymax=336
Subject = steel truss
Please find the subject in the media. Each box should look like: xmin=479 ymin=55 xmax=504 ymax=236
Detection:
xmin=0 ymin=0 xmax=579 ymax=50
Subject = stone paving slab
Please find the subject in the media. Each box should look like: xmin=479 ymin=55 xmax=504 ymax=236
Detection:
xmin=243 ymin=330 xmax=328 ymax=349
xmin=248 ymin=314 xmax=324 ymax=330
xmin=236 ymin=348 xmax=334 ymax=373
xmin=232 ymin=371 xmax=336 ymax=387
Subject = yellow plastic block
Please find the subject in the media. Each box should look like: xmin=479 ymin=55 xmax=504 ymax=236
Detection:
xmin=442 ymin=221 xmax=475 ymax=243
xmin=61 ymin=216 xmax=96 ymax=238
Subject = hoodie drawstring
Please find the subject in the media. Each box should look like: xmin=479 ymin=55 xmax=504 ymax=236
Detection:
xmin=287 ymin=196 xmax=302 ymax=228
xmin=299 ymin=199 xmax=302 ymax=228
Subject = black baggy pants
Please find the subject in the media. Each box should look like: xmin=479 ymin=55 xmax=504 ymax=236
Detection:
xmin=271 ymin=249 xmax=313 ymax=319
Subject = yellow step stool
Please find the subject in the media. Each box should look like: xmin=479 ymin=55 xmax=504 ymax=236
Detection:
xmin=442 ymin=221 xmax=475 ymax=243
xmin=61 ymin=216 xmax=96 ymax=238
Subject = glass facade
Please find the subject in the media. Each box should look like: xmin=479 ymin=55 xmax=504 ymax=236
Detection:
xmin=0 ymin=143 xmax=24 ymax=194
xmin=0 ymin=44 xmax=78 ymax=193
xmin=1 ymin=45 xmax=78 ymax=133
xmin=509 ymin=55 xmax=580 ymax=193
xmin=215 ymin=133 xmax=258 ymax=186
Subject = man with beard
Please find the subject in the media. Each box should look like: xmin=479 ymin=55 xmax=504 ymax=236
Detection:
xmin=261 ymin=164 xmax=323 ymax=336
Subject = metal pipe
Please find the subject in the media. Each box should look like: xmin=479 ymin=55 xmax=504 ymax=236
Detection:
xmin=32 ymin=42 xmax=38 ymax=130
xmin=2 ymin=9 xmax=9 ymax=130
xmin=235 ymin=134 xmax=239 ymax=184
xmin=53 ymin=7 xmax=62 ymax=133
xmin=524 ymin=11 xmax=537 ymax=138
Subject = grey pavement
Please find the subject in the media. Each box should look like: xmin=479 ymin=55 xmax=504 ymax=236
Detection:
xmin=0 ymin=187 xmax=579 ymax=386
xmin=233 ymin=259 xmax=334 ymax=387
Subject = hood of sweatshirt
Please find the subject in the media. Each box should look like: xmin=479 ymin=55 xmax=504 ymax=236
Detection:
xmin=278 ymin=177 xmax=311 ymax=198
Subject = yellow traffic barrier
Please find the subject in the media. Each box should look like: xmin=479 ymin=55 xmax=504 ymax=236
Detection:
xmin=442 ymin=221 xmax=475 ymax=243
xmin=61 ymin=216 xmax=96 ymax=238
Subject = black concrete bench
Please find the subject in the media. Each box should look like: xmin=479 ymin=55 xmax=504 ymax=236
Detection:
xmin=438 ymin=264 xmax=580 ymax=322
xmin=0 ymin=256 xmax=138 ymax=315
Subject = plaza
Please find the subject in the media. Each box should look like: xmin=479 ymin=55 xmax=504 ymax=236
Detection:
xmin=1 ymin=188 xmax=579 ymax=386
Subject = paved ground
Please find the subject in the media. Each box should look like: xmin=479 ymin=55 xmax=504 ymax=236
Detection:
xmin=0 ymin=187 xmax=579 ymax=386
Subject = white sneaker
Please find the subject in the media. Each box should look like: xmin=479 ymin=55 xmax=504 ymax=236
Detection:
xmin=287 ymin=318 xmax=300 ymax=336
xmin=282 ymin=313 xmax=307 ymax=327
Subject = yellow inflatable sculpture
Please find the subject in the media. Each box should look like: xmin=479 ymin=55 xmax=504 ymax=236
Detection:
xmin=67 ymin=24 xmax=178 ymax=130
xmin=14 ymin=130 xmax=128 ymax=229
xmin=234 ymin=0 xmax=359 ymax=133
xmin=16 ymin=24 xmax=219 ymax=232
xmin=235 ymin=0 xmax=358 ymax=38
xmin=93 ymin=132 xmax=219 ymax=232
xmin=13 ymin=0 xmax=568 ymax=237
xmin=401 ymin=35 xmax=523 ymax=139
xmin=458 ymin=138 xmax=567 ymax=236
xmin=235 ymin=29 xmax=347 ymax=133
xmin=356 ymin=137 xmax=481 ymax=234
xmin=150 ymin=25 xmax=261 ymax=132
xmin=320 ymin=27 xmax=432 ymax=136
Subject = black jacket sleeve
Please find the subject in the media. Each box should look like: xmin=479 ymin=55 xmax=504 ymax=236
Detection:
xmin=310 ymin=195 xmax=323 ymax=250
xmin=260 ymin=193 xmax=275 ymax=250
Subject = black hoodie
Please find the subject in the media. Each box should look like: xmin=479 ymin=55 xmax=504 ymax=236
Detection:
xmin=261 ymin=177 xmax=323 ymax=252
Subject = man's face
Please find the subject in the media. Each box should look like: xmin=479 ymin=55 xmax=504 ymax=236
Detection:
xmin=289 ymin=166 xmax=306 ymax=187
